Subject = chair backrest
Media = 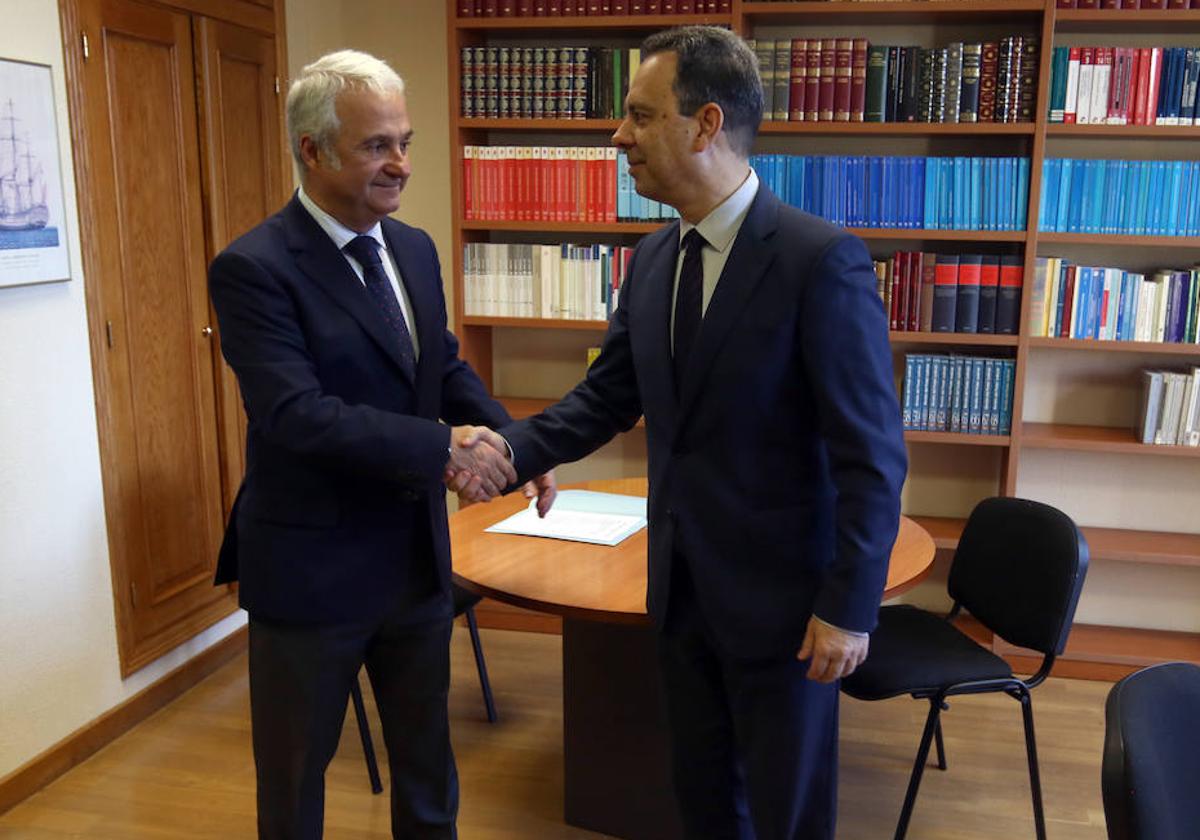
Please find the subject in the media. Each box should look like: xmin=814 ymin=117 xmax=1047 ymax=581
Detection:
xmin=947 ymin=497 xmax=1088 ymax=656
xmin=1102 ymin=662 xmax=1200 ymax=840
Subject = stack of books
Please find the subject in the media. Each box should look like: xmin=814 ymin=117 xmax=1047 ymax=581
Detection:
xmin=1046 ymin=45 xmax=1200 ymax=125
xmin=1039 ymin=159 xmax=1199 ymax=236
xmin=1137 ymin=368 xmax=1200 ymax=447
xmin=902 ymin=354 xmax=1015 ymax=435
xmin=875 ymin=252 xmax=1023 ymax=334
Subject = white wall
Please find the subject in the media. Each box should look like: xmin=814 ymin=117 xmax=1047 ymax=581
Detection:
xmin=0 ymin=0 xmax=245 ymax=781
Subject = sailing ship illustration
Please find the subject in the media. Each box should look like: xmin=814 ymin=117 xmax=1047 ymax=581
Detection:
xmin=0 ymin=97 xmax=50 ymax=232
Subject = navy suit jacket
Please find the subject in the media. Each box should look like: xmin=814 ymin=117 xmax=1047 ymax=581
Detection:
xmin=501 ymin=186 xmax=907 ymax=659
xmin=209 ymin=195 xmax=509 ymax=625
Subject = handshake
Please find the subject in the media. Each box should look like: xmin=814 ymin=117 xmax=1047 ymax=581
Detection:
xmin=445 ymin=425 xmax=556 ymax=516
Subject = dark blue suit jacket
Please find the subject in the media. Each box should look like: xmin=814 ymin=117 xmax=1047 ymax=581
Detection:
xmin=209 ymin=196 xmax=509 ymax=625
xmin=501 ymin=186 xmax=907 ymax=659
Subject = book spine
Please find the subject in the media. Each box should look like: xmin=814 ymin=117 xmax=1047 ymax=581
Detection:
xmin=996 ymin=255 xmax=1024 ymax=335
xmin=979 ymin=42 xmax=999 ymax=123
xmin=865 ymin=45 xmax=888 ymax=123
xmin=819 ymin=38 xmax=838 ymax=121
xmin=955 ymin=254 xmax=983 ymax=333
xmin=849 ymin=38 xmax=869 ymax=122
xmin=977 ymin=255 xmax=1001 ymax=333
xmin=804 ymin=40 xmax=822 ymax=122
xmin=960 ymin=43 xmax=982 ymax=123
xmin=789 ymin=39 xmax=807 ymax=122
xmin=944 ymin=42 xmax=964 ymax=124
xmin=931 ymin=254 xmax=960 ymax=332
xmin=773 ymin=39 xmax=792 ymax=122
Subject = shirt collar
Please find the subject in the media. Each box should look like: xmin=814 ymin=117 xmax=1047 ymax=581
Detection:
xmin=678 ymin=168 xmax=759 ymax=254
xmin=297 ymin=186 xmax=386 ymax=254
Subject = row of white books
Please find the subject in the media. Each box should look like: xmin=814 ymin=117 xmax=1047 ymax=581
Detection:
xmin=1138 ymin=367 xmax=1200 ymax=446
xmin=462 ymin=242 xmax=632 ymax=321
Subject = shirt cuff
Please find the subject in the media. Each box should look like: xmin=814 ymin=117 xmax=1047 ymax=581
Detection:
xmin=813 ymin=615 xmax=869 ymax=638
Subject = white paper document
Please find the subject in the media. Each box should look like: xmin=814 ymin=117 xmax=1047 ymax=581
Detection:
xmin=485 ymin=489 xmax=648 ymax=547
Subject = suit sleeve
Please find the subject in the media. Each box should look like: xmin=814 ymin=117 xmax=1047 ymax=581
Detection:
xmin=498 ymin=248 xmax=647 ymax=482
xmin=209 ymin=249 xmax=452 ymax=486
xmin=801 ymin=234 xmax=908 ymax=634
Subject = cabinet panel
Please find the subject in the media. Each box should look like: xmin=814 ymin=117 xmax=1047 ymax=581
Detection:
xmin=75 ymin=0 xmax=241 ymax=673
xmin=195 ymin=16 xmax=285 ymax=512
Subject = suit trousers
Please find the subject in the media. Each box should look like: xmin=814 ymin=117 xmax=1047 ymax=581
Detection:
xmin=657 ymin=562 xmax=839 ymax=840
xmin=248 ymin=602 xmax=457 ymax=840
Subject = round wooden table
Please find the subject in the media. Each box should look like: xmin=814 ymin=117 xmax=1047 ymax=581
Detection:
xmin=451 ymin=478 xmax=935 ymax=840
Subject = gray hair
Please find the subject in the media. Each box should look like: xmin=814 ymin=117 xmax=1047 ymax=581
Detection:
xmin=286 ymin=49 xmax=405 ymax=170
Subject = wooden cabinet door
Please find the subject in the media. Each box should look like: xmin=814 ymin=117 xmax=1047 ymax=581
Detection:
xmin=194 ymin=16 xmax=287 ymax=514
xmin=77 ymin=0 xmax=234 ymax=674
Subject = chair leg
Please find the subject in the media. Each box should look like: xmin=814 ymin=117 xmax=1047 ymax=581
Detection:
xmin=465 ymin=607 xmax=498 ymax=723
xmin=933 ymin=718 xmax=947 ymax=771
xmin=1018 ymin=690 xmax=1048 ymax=840
xmin=349 ymin=678 xmax=384 ymax=795
xmin=894 ymin=699 xmax=944 ymax=840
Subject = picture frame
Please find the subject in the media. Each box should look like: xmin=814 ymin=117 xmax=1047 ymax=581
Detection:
xmin=0 ymin=57 xmax=70 ymax=288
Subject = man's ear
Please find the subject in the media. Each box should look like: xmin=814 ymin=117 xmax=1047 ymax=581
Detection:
xmin=693 ymin=102 xmax=725 ymax=151
xmin=298 ymin=135 xmax=322 ymax=172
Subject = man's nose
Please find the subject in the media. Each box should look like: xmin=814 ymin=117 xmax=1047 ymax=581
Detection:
xmin=612 ymin=117 xmax=632 ymax=147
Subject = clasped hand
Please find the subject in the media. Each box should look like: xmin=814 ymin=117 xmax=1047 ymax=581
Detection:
xmin=444 ymin=426 xmax=557 ymax=515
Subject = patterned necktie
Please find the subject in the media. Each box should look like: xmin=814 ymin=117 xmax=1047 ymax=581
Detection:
xmin=672 ymin=229 xmax=706 ymax=393
xmin=344 ymin=235 xmax=416 ymax=378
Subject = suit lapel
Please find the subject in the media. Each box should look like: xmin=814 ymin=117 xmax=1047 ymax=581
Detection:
xmin=633 ymin=223 xmax=682 ymax=426
xmin=677 ymin=187 xmax=779 ymax=419
xmin=283 ymin=198 xmax=416 ymax=383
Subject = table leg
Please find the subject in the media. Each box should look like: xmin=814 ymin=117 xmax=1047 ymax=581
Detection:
xmin=562 ymin=618 xmax=683 ymax=840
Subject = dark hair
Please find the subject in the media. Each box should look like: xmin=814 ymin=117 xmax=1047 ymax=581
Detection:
xmin=640 ymin=26 xmax=763 ymax=158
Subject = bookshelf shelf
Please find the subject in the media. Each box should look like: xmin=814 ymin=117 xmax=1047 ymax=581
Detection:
xmin=499 ymin=395 xmax=645 ymax=428
xmin=462 ymin=315 xmax=609 ymax=331
xmin=1021 ymin=422 xmax=1200 ymax=456
xmin=458 ymin=117 xmax=621 ymax=131
xmin=1037 ymin=232 xmax=1200 ymax=248
xmin=760 ymin=121 xmax=1036 ymax=135
xmin=458 ymin=118 xmax=1039 ymax=136
xmin=1027 ymin=337 xmax=1200 ymax=356
xmin=741 ymin=0 xmax=1045 ymax=25
xmin=847 ymin=227 xmax=1027 ymax=241
xmin=461 ymin=220 xmax=664 ymax=234
xmin=1045 ymin=124 xmax=1200 ymax=138
xmin=997 ymin=623 xmax=1200 ymax=681
xmin=1054 ymin=8 xmax=1200 ymax=34
xmin=890 ymin=331 xmax=1019 ymax=347
xmin=904 ymin=431 xmax=1011 ymax=447
xmin=454 ymin=13 xmax=729 ymax=31
xmin=904 ymin=517 xmax=1200 ymax=568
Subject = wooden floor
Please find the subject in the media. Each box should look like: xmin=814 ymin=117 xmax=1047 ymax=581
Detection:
xmin=0 ymin=628 xmax=1111 ymax=839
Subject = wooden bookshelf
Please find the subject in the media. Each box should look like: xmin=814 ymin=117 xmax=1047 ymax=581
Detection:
xmin=447 ymin=0 xmax=1200 ymax=670
xmin=1021 ymin=422 xmax=1200 ymax=457
xmin=890 ymin=332 xmax=1019 ymax=347
xmin=847 ymin=228 xmax=1028 ymax=242
xmin=1027 ymin=337 xmax=1200 ymax=356
xmin=904 ymin=431 xmax=1011 ymax=447
xmin=462 ymin=315 xmax=609 ymax=331
xmin=1046 ymin=124 xmax=1200 ymax=138
xmin=498 ymin=396 xmax=645 ymax=428
xmin=1037 ymin=232 xmax=1200 ymax=248
xmin=461 ymin=220 xmax=664 ymax=234
xmin=454 ymin=13 xmax=728 ymax=30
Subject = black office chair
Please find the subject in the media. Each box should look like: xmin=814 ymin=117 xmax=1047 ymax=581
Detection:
xmin=1101 ymin=661 xmax=1200 ymax=840
xmin=841 ymin=497 xmax=1089 ymax=840
xmin=350 ymin=584 xmax=497 ymax=794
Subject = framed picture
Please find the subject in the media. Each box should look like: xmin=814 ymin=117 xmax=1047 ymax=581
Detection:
xmin=0 ymin=57 xmax=70 ymax=288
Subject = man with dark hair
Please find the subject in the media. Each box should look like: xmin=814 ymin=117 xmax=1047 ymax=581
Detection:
xmin=467 ymin=25 xmax=906 ymax=839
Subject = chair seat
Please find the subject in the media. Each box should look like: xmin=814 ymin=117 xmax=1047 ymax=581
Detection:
xmin=842 ymin=605 xmax=1013 ymax=701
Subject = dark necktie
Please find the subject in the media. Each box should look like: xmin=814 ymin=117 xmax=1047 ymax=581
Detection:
xmin=673 ymin=229 xmax=706 ymax=393
xmin=344 ymin=235 xmax=416 ymax=378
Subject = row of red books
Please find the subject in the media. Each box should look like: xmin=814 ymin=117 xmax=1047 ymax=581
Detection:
xmin=1056 ymin=0 xmax=1200 ymax=8
xmin=462 ymin=146 xmax=619 ymax=223
xmin=458 ymin=0 xmax=730 ymax=16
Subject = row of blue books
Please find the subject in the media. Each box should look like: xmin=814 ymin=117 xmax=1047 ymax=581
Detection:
xmin=750 ymin=154 xmax=1030 ymax=232
xmin=1038 ymin=158 xmax=1200 ymax=237
xmin=616 ymin=151 xmax=681 ymax=221
xmin=902 ymin=354 xmax=1015 ymax=435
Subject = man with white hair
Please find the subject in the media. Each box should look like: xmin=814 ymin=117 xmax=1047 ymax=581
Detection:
xmin=208 ymin=49 xmax=553 ymax=839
